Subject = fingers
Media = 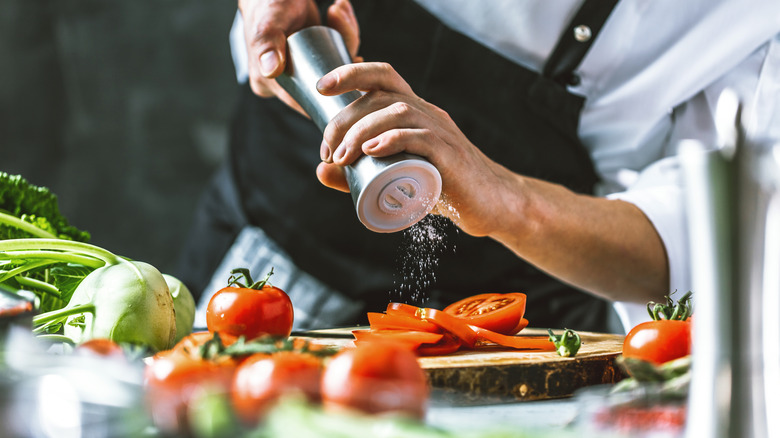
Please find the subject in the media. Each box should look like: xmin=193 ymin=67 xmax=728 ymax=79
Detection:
xmin=317 ymin=62 xmax=414 ymax=96
xmin=240 ymin=0 xmax=320 ymax=93
xmin=326 ymin=0 xmax=361 ymax=59
xmin=321 ymin=89 xmax=440 ymax=166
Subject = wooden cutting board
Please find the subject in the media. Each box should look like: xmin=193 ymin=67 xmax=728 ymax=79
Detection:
xmin=293 ymin=327 xmax=627 ymax=404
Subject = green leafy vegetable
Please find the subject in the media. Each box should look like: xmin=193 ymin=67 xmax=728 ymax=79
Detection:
xmin=0 ymin=174 xmax=189 ymax=351
xmin=0 ymin=172 xmax=90 ymax=241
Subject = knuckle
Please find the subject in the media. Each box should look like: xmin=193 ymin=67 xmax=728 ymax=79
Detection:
xmin=376 ymin=62 xmax=396 ymax=75
xmin=389 ymin=101 xmax=413 ymax=117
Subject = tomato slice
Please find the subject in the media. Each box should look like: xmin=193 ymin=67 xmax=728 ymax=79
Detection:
xmin=367 ymin=311 xmax=441 ymax=333
xmin=416 ymin=332 xmax=462 ymax=356
xmin=386 ymin=302 xmax=423 ymax=317
xmin=352 ymin=329 xmax=444 ymax=351
xmin=509 ymin=318 xmax=530 ymax=335
xmin=443 ymin=293 xmax=527 ymax=335
xmin=472 ymin=326 xmax=556 ymax=351
xmin=421 ymin=309 xmax=554 ymax=352
xmin=420 ymin=308 xmax=479 ymax=348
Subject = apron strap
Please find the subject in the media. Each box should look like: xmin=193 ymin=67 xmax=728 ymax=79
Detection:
xmin=543 ymin=0 xmax=620 ymax=86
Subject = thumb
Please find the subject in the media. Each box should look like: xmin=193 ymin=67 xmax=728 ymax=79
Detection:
xmin=316 ymin=162 xmax=350 ymax=193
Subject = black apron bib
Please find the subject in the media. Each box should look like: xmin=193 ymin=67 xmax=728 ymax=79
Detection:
xmin=179 ymin=0 xmax=619 ymax=332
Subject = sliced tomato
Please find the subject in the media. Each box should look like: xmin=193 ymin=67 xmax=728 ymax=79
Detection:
xmin=416 ymin=332 xmax=462 ymax=356
xmin=421 ymin=309 xmax=554 ymax=352
xmin=386 ymin=302 xmax=423 ymax=317
xmin=471 ymin=326 xmax=556 ymax=351
xmin=510 ymin=318 xmax=530 ymax=334
xmin=420 ymin=308 xmax=479 ymax=348
xmin=367 ymin=311 xmax=441 ymax=333
xmin=353 ymin=329 xmax=443 ymax=351
xmin=443 ymin=293 xmax=527 ymax=335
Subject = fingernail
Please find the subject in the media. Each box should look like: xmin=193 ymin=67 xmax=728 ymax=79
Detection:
xmin=320 ymin=140 xmax=331 ymax=162
xmin=333 ymin=142 xmax=346 ymax=161
xmin=259 ymin=50 xmax=279 ymax=76
xmin=362 ymin=138 xmax=379 ymax=152
xmin=316 ymin=73 xmax=336 ymax=92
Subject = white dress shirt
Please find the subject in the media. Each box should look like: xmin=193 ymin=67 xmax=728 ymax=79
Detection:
xmin=230 ymin=1 xmax=780 ymax=332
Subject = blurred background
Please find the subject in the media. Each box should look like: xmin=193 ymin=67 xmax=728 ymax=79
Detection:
xmin=1 ymin=0 xmax=239 ymax=274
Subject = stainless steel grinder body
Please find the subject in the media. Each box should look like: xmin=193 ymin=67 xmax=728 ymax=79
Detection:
xmin=275 ymin=26 xmax=442 ymax=233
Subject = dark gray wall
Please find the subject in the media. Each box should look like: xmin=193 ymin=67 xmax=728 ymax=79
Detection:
xmin=1 ymin=0 xmax=238 ymax=274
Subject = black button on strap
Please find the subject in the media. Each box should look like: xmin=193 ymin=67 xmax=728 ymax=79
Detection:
xmin=543 ymin=0 xmax=620 ymax=86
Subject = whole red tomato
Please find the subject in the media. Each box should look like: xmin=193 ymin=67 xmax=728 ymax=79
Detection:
xmin=206 ymin=268 xmax=294 ymax=340
xmin=144 ymin=348 xmax=238 ymax=435
xmin=231 ymin=351 xmax=323 ymax=426
xmin=321 ymin=340 xmax=429 ymax=419
xmin=623 ymin=320 xmax=691 ymax=365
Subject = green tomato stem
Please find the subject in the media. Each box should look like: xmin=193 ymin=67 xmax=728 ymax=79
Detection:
xmin=547 ymin=328 xmax=582 ymax=357
xmin=647 ymin=291 xmax=694 ymax=321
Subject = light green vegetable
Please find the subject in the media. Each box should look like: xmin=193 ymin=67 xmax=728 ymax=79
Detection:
xmin=1 ymin=238 xmax=177 ymax=351
xmin=0 ymin=174 xmax=181 ymax=351
xmin=164 ymin=273 xmax=195 ymax=343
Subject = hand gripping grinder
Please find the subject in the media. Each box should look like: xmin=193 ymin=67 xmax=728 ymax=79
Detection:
xmin=275 ymin=26 xmax=442 ymax=233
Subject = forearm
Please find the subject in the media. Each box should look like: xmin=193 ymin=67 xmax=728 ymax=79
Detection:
xmin=490 ymin=174 xmax=669 ymax=304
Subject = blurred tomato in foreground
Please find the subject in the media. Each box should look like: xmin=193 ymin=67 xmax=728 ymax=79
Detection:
xmin=321 ymin=340 xmax=429 ymax=419
xmin=74 ymin=338 xmax=126 ymax=361
xmin=144 ymin=347 xmax=238 ymax=435
xmin=231 ymin=351 xmax=324 ymax=426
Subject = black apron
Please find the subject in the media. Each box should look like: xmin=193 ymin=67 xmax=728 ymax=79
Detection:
xmin=175 ymin=0 xmax=619 ymax=332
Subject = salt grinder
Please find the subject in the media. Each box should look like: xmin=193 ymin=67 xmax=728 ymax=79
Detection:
xmin=276 ymin=26 xmax=442 ymax=233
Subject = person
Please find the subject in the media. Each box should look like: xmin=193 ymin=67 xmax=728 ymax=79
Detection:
xmin=175 ymin=0 xmax=780 ymax=333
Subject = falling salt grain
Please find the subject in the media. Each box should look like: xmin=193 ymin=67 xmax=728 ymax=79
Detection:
xmin=391 ymin=211 xmax=456 ymax=303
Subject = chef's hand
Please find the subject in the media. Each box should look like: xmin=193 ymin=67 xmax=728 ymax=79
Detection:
xmin=314 ymin=62 xmax=517 ymax=238
xmin=314 ymin=62 xmax=671 ymax=306
xmin=239 ymin=0 xmax=362 ymax=115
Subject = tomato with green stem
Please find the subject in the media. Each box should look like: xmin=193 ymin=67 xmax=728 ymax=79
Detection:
xmin=206 ymin=268 xmax=294 ymax=340
xmin=623 ymin=291 xmax=693 ymax=365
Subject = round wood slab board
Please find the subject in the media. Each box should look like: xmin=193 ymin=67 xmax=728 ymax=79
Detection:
xmin=293 ymin=327 xmax=627 ymax=404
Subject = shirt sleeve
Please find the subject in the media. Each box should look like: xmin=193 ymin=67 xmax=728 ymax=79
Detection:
xmin=605 ymin=34 xmax=780 ymax=333
xmin=607 ymin=157 xmax=690 ymax=332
